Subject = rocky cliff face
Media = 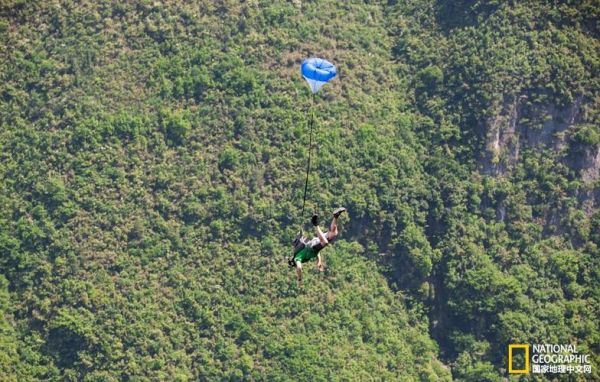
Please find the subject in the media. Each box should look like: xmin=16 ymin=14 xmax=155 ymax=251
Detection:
xmin=570 ymin=145 xmax=600 ymax=183
xmin=572 ymin=145 xmax=600 ymax=216
xmin=480 ymin=95 xmax=592 ymax=174
xmin=480 ymin=94 xmax=599 ymax=215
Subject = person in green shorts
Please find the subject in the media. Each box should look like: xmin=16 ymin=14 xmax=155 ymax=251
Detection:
xmin=290 ymin=207 xmax=346 ymax=287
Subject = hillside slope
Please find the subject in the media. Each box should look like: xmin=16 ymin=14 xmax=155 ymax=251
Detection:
xmin=385 ymin=1 xmax=599 ymax=380
xmin=1 ymin=0 xmax=598 ymax=381
xmin=0 ymin=1 xmax=448 ymax=381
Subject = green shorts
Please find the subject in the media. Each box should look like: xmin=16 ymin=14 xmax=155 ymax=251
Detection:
xmin=294 ymin=246 xmax=319 ymax=264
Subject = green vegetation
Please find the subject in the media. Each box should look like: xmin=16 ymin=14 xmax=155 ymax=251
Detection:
xmin=0 ymin=0 xmax=598 ymax=381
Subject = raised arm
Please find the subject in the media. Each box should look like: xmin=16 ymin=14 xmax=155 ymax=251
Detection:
xmin=315 ymin=224 xmax=328 ymax=246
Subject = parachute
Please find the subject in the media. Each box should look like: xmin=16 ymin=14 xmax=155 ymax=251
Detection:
xmin=301 ymin=58 xmax=337 ymax=94
xmin=298 ymin=58 xmax=337 ymax=225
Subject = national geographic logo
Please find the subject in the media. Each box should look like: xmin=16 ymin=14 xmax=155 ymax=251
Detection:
xmin=508 ymin=344 xmax=593 ymax=375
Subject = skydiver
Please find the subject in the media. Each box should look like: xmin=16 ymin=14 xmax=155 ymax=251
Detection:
xmin=289 ymin=207 xmax=346 ymax=287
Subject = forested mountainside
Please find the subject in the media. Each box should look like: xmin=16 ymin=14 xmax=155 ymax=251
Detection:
xmin=0 ymin=1 xmax=598 ymax=381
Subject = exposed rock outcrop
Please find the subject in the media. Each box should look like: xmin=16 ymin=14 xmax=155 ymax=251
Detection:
xmin=480 ymin=94 xmax=599 ymax=220
xmin=481 ymin=94 xmax=598 ymax=181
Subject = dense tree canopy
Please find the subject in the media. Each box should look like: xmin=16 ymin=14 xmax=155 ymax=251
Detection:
xmin=0 ymin=0 xmax=598 ymax=381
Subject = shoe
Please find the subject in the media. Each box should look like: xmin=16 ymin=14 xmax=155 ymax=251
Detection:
xmin=288 ymin=258 xmax=296 ymax=268
xmin=333 ymin=207 xmax=346 ymax=219
xmin=311 ymin=214 xmax=319 ymax=226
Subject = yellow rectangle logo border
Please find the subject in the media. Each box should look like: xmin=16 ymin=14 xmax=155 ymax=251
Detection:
xmin=508 ymin=344 xmax=530 ymax=374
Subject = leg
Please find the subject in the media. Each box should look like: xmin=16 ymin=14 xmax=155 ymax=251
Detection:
xmin=328 ymin=207 xmax=345 ymax=240
xmin=295 ymin=261 xmax=303 ymax=287
xmin=328 ymin=216 xmax=338 ymax=240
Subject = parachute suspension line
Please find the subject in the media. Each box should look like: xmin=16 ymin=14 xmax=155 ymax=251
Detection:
xmin=295 ymin=57 xmax=335 ymax=233
xmin=300 ymin=94 xmax=316 ymax=224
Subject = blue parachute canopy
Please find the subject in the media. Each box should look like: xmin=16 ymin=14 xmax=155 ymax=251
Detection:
xmin=301 ymin=58 xmax=337 ymax=94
